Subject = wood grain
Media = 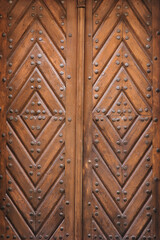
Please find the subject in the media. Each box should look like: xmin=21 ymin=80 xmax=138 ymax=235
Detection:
xmin=83 ymin=0 xmax=159 ymax=239
xmin=0 ymin=0 xmax=160 ymax=239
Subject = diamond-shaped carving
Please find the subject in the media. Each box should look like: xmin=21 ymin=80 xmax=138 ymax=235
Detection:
xmin=107 ymin=92 xmax=138 ymax=138
xmin=21 ymin=92 xmax=51 ymax=138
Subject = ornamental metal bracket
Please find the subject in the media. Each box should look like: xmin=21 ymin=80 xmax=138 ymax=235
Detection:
xmin=77 ymin=0 xmax=85 ymax=8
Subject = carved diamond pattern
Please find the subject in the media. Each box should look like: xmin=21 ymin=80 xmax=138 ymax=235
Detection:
xmin=107 ymin=92 xmax=138 ymax=138
xmin=21 ymin=92 xmax=52 ymax=138
xmin=89 ymin=0 xmax=155 ymax=238
xmin=4 ymin=0 xmax=67 ymax=237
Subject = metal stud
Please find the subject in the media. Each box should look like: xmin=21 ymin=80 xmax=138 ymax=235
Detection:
xmin=95 ymin=212 xmax=98 ymax=216
xmin=156 ymin=148 xmax=160 ymax=153
xmin=67 ymin=159 xmax=71 ymax=163
xmin=8 ymin=187 xmax=12 ymax=192
xmin=2 ymin=32 xmax=6 ymax=37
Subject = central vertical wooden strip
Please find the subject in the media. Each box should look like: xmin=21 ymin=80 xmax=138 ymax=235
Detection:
xmin=83 ymin=0 xmax=93 ymax=239
xmin=152 ymin=0 xmax=160 ymax=237
xmin=75 ymin=5 xmax=85 ymax=240
xmin=65 ymin=0 xmax=77 ymax=238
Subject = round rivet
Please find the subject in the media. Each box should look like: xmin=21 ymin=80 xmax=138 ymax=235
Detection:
xmin=60 ymin=164 xmax=64 ymax=168
xmin=67 ymin=159 xmax=71 ymax=163
xmin=154 ymin=118 xmax=158 ymax=122
xmin=156 ymin=148 xmax=160 ymax=153
xmin=2 ymin=33 xmax=6 ymax=37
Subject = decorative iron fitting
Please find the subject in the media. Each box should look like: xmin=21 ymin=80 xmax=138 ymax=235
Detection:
xmin=77 ymin=0 xmax=85 ymax=8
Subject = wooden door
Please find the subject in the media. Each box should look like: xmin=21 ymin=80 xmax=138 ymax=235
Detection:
xmin=0 ymin=0 xmax=160 ymax=240
xmin=0 ymin=0 xmax=77 ymax=239
xmin=83 ymin=0 xmax=160 ymax=239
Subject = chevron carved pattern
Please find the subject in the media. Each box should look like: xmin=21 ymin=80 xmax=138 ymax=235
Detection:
xmin=91 ymin=0 xmax=156 ymax=239
xmin=5 ymin=0 xmax=66 ymax=239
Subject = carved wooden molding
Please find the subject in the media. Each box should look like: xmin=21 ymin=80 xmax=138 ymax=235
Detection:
xmin=77 ymin=0 xmax=85 ymax=8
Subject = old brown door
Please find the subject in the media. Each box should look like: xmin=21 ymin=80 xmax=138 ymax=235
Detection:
xmin=82 ymin=0 xmax=160 ymax=240
xmin=0 ymin=0 xmax=160 ymax=239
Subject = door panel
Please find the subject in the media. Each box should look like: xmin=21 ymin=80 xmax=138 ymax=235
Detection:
xmin=83 ymin=0 xmax=160 ymax=239
xmin=0 ymin=0 xmax=77 ymax=239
